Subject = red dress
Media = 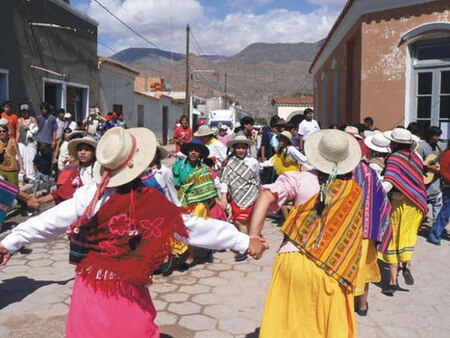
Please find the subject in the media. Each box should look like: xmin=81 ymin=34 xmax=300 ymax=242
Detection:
xmin=173 ymin=126 xmax=192 ymax=152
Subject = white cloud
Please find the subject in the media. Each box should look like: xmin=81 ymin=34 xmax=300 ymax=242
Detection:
xmin=85 ymin=0 xmax=340 ymax=56
xmin=308 ymin=0 xmax=347 ymax=11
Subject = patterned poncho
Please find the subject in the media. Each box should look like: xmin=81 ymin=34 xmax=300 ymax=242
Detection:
xmin=384 ymin=150 xmax=427 ymax=215
xmin=353 ymin=162 xmax=392 ymax=253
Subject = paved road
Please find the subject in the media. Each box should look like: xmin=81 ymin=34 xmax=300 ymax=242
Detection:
xmin=0 ymin=208 xmax=449 ymax=338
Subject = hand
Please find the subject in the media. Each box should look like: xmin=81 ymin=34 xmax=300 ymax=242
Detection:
xmin=27 ymin=197 xmax=40 ymax=210
xmin=248 ymin=236 xmax=269 ymax=260
xmin=216 ymin=199 xmax=228 ymax=210
xmin=427 ymin=164 xmax=440 ymax=174
xmin=51 ymin=140 xmax=57 ymax=150
xmin=0 ymin=244 xmax=12 ymax=266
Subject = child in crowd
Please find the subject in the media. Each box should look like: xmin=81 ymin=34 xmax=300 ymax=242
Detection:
xmin=32 ymin=143 xmax=52 ymax=195
xmin=285 ymin=123 xmax=301 ymax=151
xmin=221 ymin=134 xmax=260 ymax=261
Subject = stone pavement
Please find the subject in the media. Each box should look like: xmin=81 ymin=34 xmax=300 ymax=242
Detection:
xmin=0 ymin=211 xmax=449 ymax=337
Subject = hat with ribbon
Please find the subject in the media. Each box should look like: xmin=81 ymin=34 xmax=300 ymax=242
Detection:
xmin=93 ymin=127 xmax=157 ymax=188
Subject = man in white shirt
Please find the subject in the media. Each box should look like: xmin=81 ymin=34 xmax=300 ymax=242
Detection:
xmin=194 ymin=125 xmax=227 ymax=170
xmin=298 ymin=108 xmax=320 ymax=150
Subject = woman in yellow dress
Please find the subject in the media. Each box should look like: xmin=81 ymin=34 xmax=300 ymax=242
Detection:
xmin=250 ymin=129 xmax=364 ymax=338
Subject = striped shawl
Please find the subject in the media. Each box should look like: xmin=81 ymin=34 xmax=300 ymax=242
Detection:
xmin=281 ymin=178 xmax=363 ymax=292
xmin=354 ymin=162 xmax=392 ymax=253
xmin=176 ymin=163 xmax=217 ymax=206
xmin=384 ymin=150 xmax=427 ymax=215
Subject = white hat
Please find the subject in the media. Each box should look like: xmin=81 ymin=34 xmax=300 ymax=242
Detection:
xmin=219 ymin=125 xmax=228 ymax=131
xmin=279 ymin=130 xmax=293 ymax=144
xmin=0 ymin=118 xmax=8 ymax=126
xmin=305 ymin=129 xmax=361 ymax=175
xmin=227 ymin=134 xmax=253 ymax=148
xmin=383 ymin=128 xmax=414 ymax=144
xmin=20 ymin=104 xmax=29 ymax=111
xmin=194 ymin=125 xmax=214 ymax=137
xmin=68 ymin=136 xmax=98 ymax=159
xmin=364 ymin=133 xmax=390 ymax=153
xmin=94 ymin=127 xmax=157 ymax=188
xmin=64 ymin=113 xmax=72 ymax=119
xmin=363 ymin=130 xmax=381 ymax=138
xmin=344 ymin=126 xmax=363 ymax=139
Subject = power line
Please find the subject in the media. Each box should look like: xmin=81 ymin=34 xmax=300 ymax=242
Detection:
xmin=93 ymin=0 xmax=159 ymax=49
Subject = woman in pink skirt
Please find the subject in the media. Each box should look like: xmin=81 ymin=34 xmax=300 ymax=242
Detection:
xmin=0 ymin=127 xmax=267 ymax=337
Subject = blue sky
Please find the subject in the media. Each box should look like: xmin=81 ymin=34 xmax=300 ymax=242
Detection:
xmin=70 ymin=0 xmax=346 ymax=56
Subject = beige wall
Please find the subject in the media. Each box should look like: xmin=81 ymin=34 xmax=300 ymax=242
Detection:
xmin=360 ymin=1 xmax=449 ymax=130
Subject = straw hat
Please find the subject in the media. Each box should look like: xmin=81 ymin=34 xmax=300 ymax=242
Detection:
xmin=364 ymin=133 xmax=390 ymax=153
xmin=227 ymin=134 xmax=253 ymax=148
xmin=67 ymin=136 xmax=97 ymax=158
xmin=194 ymin=125 xmax=214 ymax=137
xmin=279 ymin=131 xmax=293 ymax=144
xmin=64 ymin=113 xmax=72 ymax=119
xmin=383 ymin=128 xmax=414 ymax=144
xmin=344 ymin=126 xmax=363 ymax=139
xmin=181 ymin=138 xmax=209 ymax=158
xmin=93 ymin=127 xmax=157 ymax=188
xmin=67 ymin=130 xmax=85 ymax=141
xmin=304 ymin=129 xmax=361 ymax=175
xmin=363 ymin=129 xmax=381 ymax=138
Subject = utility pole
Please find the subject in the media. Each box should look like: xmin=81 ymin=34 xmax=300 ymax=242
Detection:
xmin=224 ymin=73 xmax=228 ymax=109
xmin=185 ymin=24 xmax=191 ymax=124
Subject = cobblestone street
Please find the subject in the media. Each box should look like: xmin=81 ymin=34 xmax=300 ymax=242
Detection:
xmin=1 ymin=212 xmax=449 ymax=337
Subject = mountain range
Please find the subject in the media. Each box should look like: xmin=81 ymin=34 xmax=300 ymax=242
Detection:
xmin=111 ymin=41 xmax=321 ymax=118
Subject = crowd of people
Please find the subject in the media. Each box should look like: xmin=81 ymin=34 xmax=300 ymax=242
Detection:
xmin=0 ymin=104 xmax=448 ymax=337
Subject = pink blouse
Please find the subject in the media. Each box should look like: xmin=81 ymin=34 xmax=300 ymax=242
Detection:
xmin=262 ymin=171 xmax=320 ymax=253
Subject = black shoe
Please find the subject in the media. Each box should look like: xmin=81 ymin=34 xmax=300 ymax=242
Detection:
xmin=402 ymin=268 xmax=414 ymax=286
xmin=206 ymin=251 xmax=214 ymax=263
xmin=356 ymin=303 xmax=369 ymax=316
xmin=382 ymin=284 xmax=397 ymax=296
xmin=234 ymin=252 xmax=248 ymax=262
xmin=426 ymin=238 xmax=441 ymax=246
xmin=161 ymin=257 xmax=174 ymax=277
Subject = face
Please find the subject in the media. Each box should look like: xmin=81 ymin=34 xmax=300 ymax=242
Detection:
xmin=199 ymin=135 xmax=211 ymax=144
xmin=188 ymin=147 xmax=201 ymax=163
xmin=305 ymin=112 xmax=314 ymax=121
xmin=219 ymin=129 xmax=227 ymax=135
xmin=181 ymin=118 xmax=189 ymax=128
xmin=77 ymin=144 xmax=95 ymax=165
xmin=244 ymin=123 xmax=254 ymax=133
xmin=234 ymin=143 xmax=249 ymax=158
xmin=3 ymin=105 xmax=11 ymax=115
xmin=429 ymin=134 xmax=441 ymax=145
xmin=290 ymin=128 xmax=298 ymax=136
xmin=279 ymin=136 xmax=288 ymax=148
xmin=0 ymin=127 xmax=8 ymax=140
xmin=59 ymin=112 xmax=65 ymax=120
xmin=21 ymin=110 xmax=29 ymax=118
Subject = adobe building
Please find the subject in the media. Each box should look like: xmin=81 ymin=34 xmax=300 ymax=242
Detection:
xmin=309 ymin=0 xmax=449 ymax=131
xmin=0 ymin=0 xmax=98 ymax=122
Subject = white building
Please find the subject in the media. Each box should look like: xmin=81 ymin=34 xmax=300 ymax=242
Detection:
xmin=271 ymin=96 xmax=314 ymax=124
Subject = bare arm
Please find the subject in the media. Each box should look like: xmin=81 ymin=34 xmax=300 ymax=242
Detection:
xmin=248 ymin=189 xmax=277 ymax=237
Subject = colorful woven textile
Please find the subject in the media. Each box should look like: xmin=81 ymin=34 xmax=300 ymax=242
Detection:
xmin=384 ymin=150 xmax=427 ymax=215
xmin=353 ymin=162 xmax=392 ymax=253
xmin=175 ymin=163 xmax=217 ymax=206
xmin=0 ymin=178 xmax=18 ymax=224
xmin=281 ymin=178 xmax=363 ymax=292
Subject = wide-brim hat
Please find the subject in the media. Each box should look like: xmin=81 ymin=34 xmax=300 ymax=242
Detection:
xmin=227 ymin=134 xmax=253 ymax=148
xmin=194 ymin=125 xmax=214 ymax=137
xmin=67 ymin=136 xmax=97 ymax=158
xmin=94 ymin=127 xmax=157 ymax=188
xmin=364 ymin=133 xmax=390 ymax=153
xmin=345 ymin=126 xmax=363 ymax=140
xmin=279 ymin=130 xmax=293 ymax=144
xmin=304 ymin=129 xmax=361 ymax=175
xmin=67 ymin=130 xmax=85 ymax=141
xmin=181 ymin=138 xmax=209 ymax=158
xmin=383 ymin=128 xmax=414 ymax=144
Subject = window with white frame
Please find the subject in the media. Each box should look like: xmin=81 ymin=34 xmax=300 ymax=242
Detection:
xmin=411 ymin=38 xmax=450 ymax=129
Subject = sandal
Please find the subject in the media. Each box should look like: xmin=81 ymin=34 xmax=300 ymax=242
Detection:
xmin=382 ymin=284 xmax=397 ymax=296
xmin=403 ymin=268 xmax=414 ymax=286
xmin=356 ymin=303 xmax=369 ymax=316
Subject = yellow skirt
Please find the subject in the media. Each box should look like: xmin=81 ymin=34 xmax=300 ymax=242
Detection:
xmin=172 ymin=203 xmax=210 ymax=255
xmin=378 ymin=194 xmax=423 ymax=264
xmin=354 ymin=239 xmax=381 ymax=296
xmin=260 ymin=252 xmax=356 ymax=338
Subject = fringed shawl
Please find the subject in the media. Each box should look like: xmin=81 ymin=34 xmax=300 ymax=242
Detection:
xmin=354 ymin=162 xmax=392 ymax=253
xmin=281 ymin=178 xmax=363 ymax=292
xmin=384 ymin=150 xmax=427 ymax=215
